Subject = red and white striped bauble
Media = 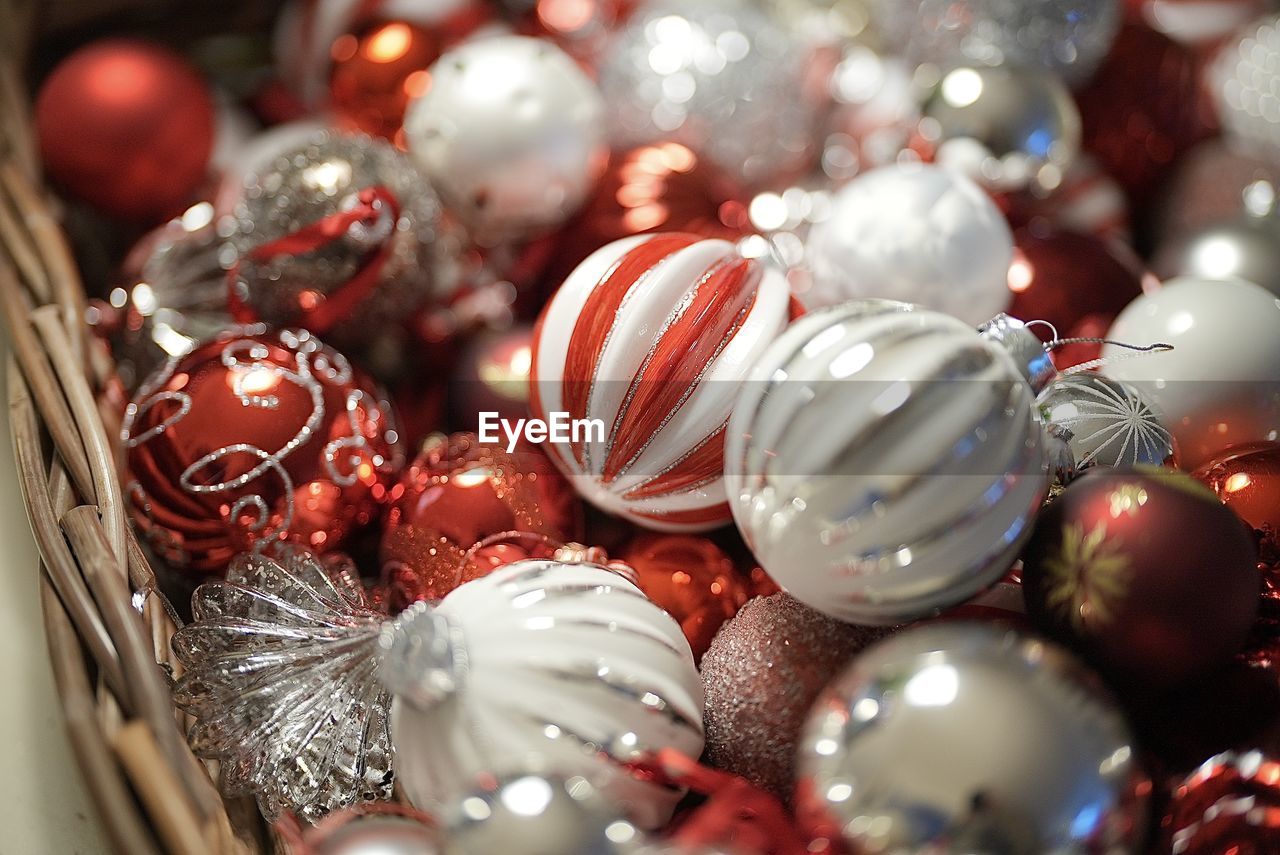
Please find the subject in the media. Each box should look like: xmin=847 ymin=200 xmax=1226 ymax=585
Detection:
xmin=531 ymin=233 xmax=795 ymax=531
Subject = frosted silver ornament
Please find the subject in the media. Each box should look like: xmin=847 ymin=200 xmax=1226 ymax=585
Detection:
xmin=1037 ymin=373 xmax=1176 ymax=482
xmin=918 ymin=64 xmax=1082 ymax=193
xmin=404 ymin=35 xmax=607 ymax=244
xmin=874 ymin=0 xmax=1122 ymax=87
xmin=725 ymin=301 xmax=1051 ymax=625
xmin=597 ymin=0 xmax=826 ymax=188
xmin=797 ymin=622 xmax=1149 ymax=854
xmin=226 ymin=130 xmax=457 ymax=348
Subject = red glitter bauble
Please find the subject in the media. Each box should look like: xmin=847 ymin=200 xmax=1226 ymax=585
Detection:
xmin=1162 ymin=751 xmax=1280 ymax=853
xmin=36 ymin=39 xmax=215 ymax=221
xmin=1021 ymin=469 xmax=1259 ymax=687
xmin=123 ymin=328 xmax=402 ymax=575
xmin=616 ymin=533 xmax=750 ymax=661
xmin=379 ymin=433 xmax=582 ymax=610
xmin=1006 ymin=228 xmax=1156 ymax=367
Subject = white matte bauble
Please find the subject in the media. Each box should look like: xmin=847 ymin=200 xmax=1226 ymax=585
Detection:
xmin=803 ymin=164 xmax=1014 ymax=325
xmin=725 ymin=301 xmax=1050 ymax=625
xmin=385 ymin=559 xmax=704 ymax=830
xmin=403 ymin=35 xmax=607 ymax=243
xmin=1102 ymin=276 xmax=1280 ymax=469
xmin=531 ymin=233 xmax=795 ymax=531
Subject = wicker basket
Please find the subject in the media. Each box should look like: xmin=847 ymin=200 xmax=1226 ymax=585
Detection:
xmin=0 ymin=2 xmax=291 ymax=851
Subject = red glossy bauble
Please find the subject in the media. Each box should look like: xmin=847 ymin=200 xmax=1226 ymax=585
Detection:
xmin=123 ymin=328 xmax=402 ymax=575
xmin=36 ymin=39 xmax=215 ymax=222
xmin=379 ymin=433 xmax=582 ymax=610
xmin=329 ymin=21 xmax=445 ymax=142
xmin=616 ymin=533 xmax=751 ymax=661
xmin=1075 ymin=22 xmax=1216 ymax=209
xmin=1021 ymin=469 xmax=1259 ymax=687
xmin=543 ymin=143 xmax=749 ymax=285
xmin=449 ymin=324 xmax=534 ymax=433
xmin=1194 ymin=443 xmax=1280 ymax=569
xmin=519 ymin=0 xmax=640 ymax=65
xmin=1161 ymin=751 xmax=1280 ymax=853
xmin=1006 ymin=228 xmax=1157 ymax=367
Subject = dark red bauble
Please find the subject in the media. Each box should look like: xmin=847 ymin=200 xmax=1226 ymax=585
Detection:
xmin=379 ymin=433 xmax=582 ymax=610
xmin=616 ymin=533 xmax=750 ymax=661
xmin=1075 ymin=23 xmax=1216 ymax=209
xmin=1007 ymin=228 xmax=1156 ymax=367
xmin=1021 ymin=469 xmax=1259 ymax=687
xmin=1194 ymin=443 xmax=1280 ymax=577
xmin=36 ymin=39 xmax=215 ymax=221
xmin=123 ymin=328 xmax=402 ymax=575
xmin=449 ymin=325 xmax=534 ymax=433
xmin=1161 ymin=751 xmax=1280 ymax=854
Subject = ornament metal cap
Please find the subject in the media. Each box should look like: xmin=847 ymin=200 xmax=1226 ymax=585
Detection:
xmin=978 ymin=313 xmax=1057 ymax=394
xmin=378 ymin=603 xmax=464 ymax=711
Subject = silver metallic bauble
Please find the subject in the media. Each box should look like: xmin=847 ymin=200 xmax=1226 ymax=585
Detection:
xmin=803 ymin=163 xmax=1014 ymax=325
xmin=1037 ymin=373 xmax=1176 ymax=482
xmin=597 ymin=0 xmax=825 ymax=188
xmin=1210 ymin=15 xmax=1280 ymax=157
xmin=314 ymin=811 xmax=441 ymax=855
xmin=725 ymin=301 xmax=1050 ymax=625
xmin=798 ymin=622 xmax=1149 ymax=854
xmin=404 ymin=35 xmax=607 ymax=243
xmin=226 ymin=130 xmax=456 ymax=346
xmin=874 ymin=0 xmax=1122 ymax=86
xmin=919 ymin=64 xmax=1082 ymax=193
xmin=1154 ymin=214 xmax=1280 ymax=297
xmin=443 ymin=774 xmax=645 ymax=855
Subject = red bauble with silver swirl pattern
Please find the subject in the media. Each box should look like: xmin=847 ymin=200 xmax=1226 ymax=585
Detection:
xmin=530 ymin=233 xmax=797 ymax=531
xmin=123 ymin=328 xmax=402 ymax=575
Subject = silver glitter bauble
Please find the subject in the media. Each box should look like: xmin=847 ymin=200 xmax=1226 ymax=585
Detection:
xmin=1037 ymin=373 xmax=1176 ymax=483
xmin=725 ymin=301 xmax=1050 ymax=625
xmin=1154 ymin=214 xmax=1280 ymax=297
xmin=598 ymin=0 xmax=826 ymax=188
xmin=918 ymin=64 xmax=1082 ymax=192
xmin=442 ymin=774 xmax=645 ymax=855
xmin=226 ymin=130 xmax=456 ymax=348
xmin=404 ymin=35 xmax=607 ymax=244
xmin=798 ymin=622 xmax=1150 ymax=854
xmin=1210 ymin=15 xmax=1280 ymax=157
xmin=874 ymin=0 xmax=1122 ymax=87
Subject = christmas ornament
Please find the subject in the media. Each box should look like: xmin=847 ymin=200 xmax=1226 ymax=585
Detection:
xmin=1210 ymin=15 xmax=1280 ymax=158
xmin=1005 ymin=228 xmax=1152 ymax=368
xmin=449 ymin=324 xmax=535 ymax=432
xmin=123 ymin=328 xmax=402 ymax=574
xmin=403 ymin=35 xmax=607 ymax=243
xmin=531 ymin=233 xmax=795 ymax=532
xmin=91 ymin=208 xmax=232 ymax=390
xmin=1003 ymin=153 xmax=1131 ymax=244
xmin=725 ymin=302 xmax=1050 ymax=624
xmin=1135 ymin=0 xmax=1268 ymax=45
xmin=1153 ymin=139 xmax=1279 ymax=247
xmin=827 ymin=46 xmax=919 ymax=173
xmin=597 ymin=0 xmax=827 ymax=188
xmin=379 ymin=433 xmax=581 ymax=610
xmin=226 ymin=130 xmax=456 ymax=349
xmin=172 ymin=548 xmax=395 ymax=819
xmin=1102 ymin=276 xmax=1280 ymax=470
xmin=517 ymin=0 xmax=637 ymax=66
xmin=916 ymin=65 xmax=1082 ymax=193
xmin=1076 ymin=22 xmax=1215 ymax=205
xmin=442 ymin=773 xmax=645 ymax=854
xmin=304 ymin=804 xmax=441 ymax=855
xmin=327 ymin=21 xmax=452 ymax=141
xmin=700 ymin=593 xmax=893 ymax=802
xmin=1037 ymin=374 xmax=1176 ymax=482
xmin=797 ymin=622 xmax=1147 ymax=854
xmin=803 ymin=164 xmax=1014 ymax=325
xmin=1163 ymin=750 xmax=1280 ymax=853
xmin=543 ymin=142 xmax=750 ymax=287
xmin=616 ymin=533 xmax=750 ymax=661
xmin=213 ymin=119 xmax=329 ymax=217
xmin=35 ymin=39 xmax=215 ymax=221
xmin=1021 ymin=468 xmax=1260 ymax=686
xmin=175 ymin=552 xmax=703 ymax=826
xmin=1154 ymin=214 xmax=1280 ymax=297
xmin=273 ymin=0 xmax=494 ymax=110
xmin=1193 ymin=442 xmax=1280 ymax=573
xmin=873 ymin=0 xmax=1122 ymax=86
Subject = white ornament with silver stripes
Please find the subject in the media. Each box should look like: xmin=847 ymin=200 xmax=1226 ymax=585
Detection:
xmin=725 ymin=301 xmax=1051 ymax=625
xmin=531 ymin=233 xmax=795 ymax=531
